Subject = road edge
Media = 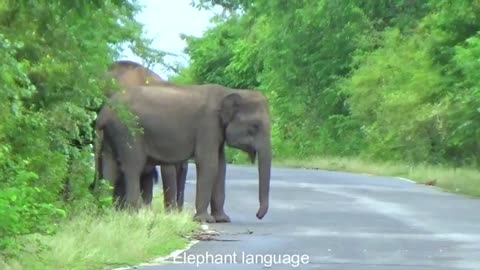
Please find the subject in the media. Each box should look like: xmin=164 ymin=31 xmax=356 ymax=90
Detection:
xmin=395 ymin=176 xmax=416 ymax=183
xmin=111 ymin=240 xmax=200 ymax=270
xmin=112 ymin=225 xmax=205 ymax=270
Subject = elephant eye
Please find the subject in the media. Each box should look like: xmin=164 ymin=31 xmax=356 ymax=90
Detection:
xmin=248 ymin=123 xmax=259 ymax=135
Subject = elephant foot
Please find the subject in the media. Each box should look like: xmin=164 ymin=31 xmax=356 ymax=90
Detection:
xmin=164 ymin=205 xmax=177 ymax=213
xmin=212 ymin=211 xmax=231 ymax=223
xmin=193 ymin=212 xmax=216 ymax=223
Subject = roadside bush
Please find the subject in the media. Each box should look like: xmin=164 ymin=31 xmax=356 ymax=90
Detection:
xmin=0 ymin=0 xmax=164 ymax=253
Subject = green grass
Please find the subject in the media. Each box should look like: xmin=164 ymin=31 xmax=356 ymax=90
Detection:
xmin=0 ymin=195 xmax=199 ymax=270
xmin=275 ymin=156 xmax=480 ymax=197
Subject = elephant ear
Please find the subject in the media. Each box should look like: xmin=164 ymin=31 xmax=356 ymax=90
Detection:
xmin=219 ymin=93 xmax=242 ymax=126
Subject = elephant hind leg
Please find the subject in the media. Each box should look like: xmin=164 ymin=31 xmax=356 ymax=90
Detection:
xmin=113 ymin=171 xmax=126 ymax=209
xmin=97 ymin=140 xmax=126 ymax=209
xmin=175 ymin=161 xmax=188 ymax=212
xmin=120 ymin=163 xmax=144 ymax=210
xmin=160 ymin=165 xmax=177 ymax=211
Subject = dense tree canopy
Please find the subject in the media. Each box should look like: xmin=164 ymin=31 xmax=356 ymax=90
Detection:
xmin=175 ymin=0 xmax=480 ymax=167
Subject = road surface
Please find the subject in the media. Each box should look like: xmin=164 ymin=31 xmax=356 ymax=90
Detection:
xmin=137 ymin=164 xmax=480 ymax=269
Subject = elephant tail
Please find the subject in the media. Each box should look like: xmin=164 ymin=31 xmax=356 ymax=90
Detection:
xmin=90 ymin=128 xmax=105 ymax=194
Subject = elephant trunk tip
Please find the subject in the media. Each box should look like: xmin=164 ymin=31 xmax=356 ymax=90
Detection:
xmin=256 ymin=204 xmax=268 ymax=220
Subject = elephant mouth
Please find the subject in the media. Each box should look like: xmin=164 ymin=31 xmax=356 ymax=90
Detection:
xmin=229 ymin=140 xmax=257 ymax=164
xmin=248 ymin=150 xmax=257 ymax=164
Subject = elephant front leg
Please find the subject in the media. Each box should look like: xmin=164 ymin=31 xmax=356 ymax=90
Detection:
xmin=210 ymin=146 xmax=230 ymax=223
xmin=193 ymin=154 xmax=218 ymax=223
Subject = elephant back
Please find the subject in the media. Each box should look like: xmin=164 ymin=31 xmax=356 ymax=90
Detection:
xmin=107 ymin=60 xmax=166 ymax=89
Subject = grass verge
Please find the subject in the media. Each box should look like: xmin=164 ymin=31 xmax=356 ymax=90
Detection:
xmin=275 ymin=156 xmax=480 ymax=197
xmin=0 ymin=195 xmax=199 ymax=270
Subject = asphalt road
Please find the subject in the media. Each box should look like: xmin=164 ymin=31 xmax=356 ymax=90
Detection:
xmin=136 ymin=164 xmax=480 ymax=270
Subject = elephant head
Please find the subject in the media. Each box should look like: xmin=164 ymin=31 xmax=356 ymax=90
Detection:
xmin=220 ymin=91 xmax=272 ymax=219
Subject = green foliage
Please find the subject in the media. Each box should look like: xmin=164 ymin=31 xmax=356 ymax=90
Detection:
xmin=180 ymin=15 xmax=259 ymax=88
xmin=343 ymin=28 xmax=448 ymax=163
xmin=257 ymin=0 xmax=374 ymax=157
xmin=174 ymin=0 xmax=480 ymax=170
xmin=0 ymin=0 xmax=164 ymax=253
xmin=447 ymin=33 xmax=480 ymax=165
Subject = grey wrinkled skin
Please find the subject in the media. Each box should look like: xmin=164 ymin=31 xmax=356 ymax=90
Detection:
xmin=95 ymin=83 xmax=272 ymax=223
xmin=90 ymin=60 xmax=188 ymax=211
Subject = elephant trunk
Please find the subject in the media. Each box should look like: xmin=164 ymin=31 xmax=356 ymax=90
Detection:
xmin=256 ymin=138 xmax=271 ymax=220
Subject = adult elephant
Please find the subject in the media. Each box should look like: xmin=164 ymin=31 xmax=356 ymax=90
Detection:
xmin=94 ymin=83 xmax=272 ymax=223
xmin=90 ymin=60 xmax=188 ymax=210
